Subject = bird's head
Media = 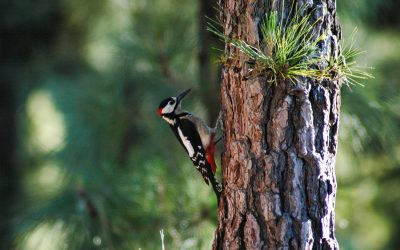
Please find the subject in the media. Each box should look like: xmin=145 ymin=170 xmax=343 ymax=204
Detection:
xmin=157 ymin=89 xmax=191 ymax=117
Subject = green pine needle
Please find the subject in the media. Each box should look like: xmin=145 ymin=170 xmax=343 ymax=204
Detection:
xmin=207 ymin=4 xmax=373 ymax=87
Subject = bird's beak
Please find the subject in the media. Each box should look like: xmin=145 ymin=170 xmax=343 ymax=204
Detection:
xmin=176 ymin=89 xmax=191 ymax=103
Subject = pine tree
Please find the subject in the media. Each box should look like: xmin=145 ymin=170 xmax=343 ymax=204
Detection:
xmin=213 ymin=0 xmax=340 ymax=248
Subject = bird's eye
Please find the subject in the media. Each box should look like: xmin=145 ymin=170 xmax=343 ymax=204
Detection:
xmin=169 ymin=100 xmax=175 ymax=105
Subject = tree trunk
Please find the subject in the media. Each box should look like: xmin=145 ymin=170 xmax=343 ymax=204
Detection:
xmin=213 ymin=0 xmax=341 ymax=249
xmin=0 ymin=83 xmax=17 ymax=249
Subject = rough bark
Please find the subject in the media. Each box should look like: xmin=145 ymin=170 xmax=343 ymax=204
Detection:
xmin=213 ymin=0 xmax=340 ymax=249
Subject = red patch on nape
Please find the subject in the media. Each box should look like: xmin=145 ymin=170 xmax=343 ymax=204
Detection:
xmin=157 ymin=108 xmax=163 ymax=116
xmin=205 ymin=134 xmax=217 ymax=175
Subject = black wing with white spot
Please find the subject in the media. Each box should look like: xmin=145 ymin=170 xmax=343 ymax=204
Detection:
xmin=169 ymin=117 xmax=220 ymax=198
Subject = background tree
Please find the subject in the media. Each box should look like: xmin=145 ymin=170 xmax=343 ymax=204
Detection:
xmin=0 ymin=1 xmax=63 ymax=248
xmin=336 ymin=0 xmax=400 ymax=248
xmin=213 ymin=0 xmax=340 ymax=248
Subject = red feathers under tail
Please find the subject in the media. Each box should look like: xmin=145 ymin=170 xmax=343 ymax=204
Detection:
xmin=205 ymin=134 xmax=217 ymax=175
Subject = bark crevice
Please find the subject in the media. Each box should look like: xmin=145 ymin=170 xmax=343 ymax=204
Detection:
xmin=214 ymin=1 xmax=340 ymax=249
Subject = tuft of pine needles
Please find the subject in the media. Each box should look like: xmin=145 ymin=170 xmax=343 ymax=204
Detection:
xmin=328 ymin=28 xmax=374 ymax=86
xmin=207 ymin=4 xmax=373 ymax=87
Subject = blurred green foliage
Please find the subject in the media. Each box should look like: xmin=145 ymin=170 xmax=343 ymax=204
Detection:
xmin=336 ymin=0 xmax=400 ymax=249
xmin=1 ymin=0 xmax=399 ymax=249
xmin=3 ymin=0 xmax=217 ymax=249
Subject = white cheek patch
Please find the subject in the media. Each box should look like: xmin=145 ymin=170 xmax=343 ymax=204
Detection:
xmin=162 ymin=104 xmax=174 ymax=114
xmin=177 ymin=127 xmax=195 ymax=157
xmin=161 ymin=97 xmax=177 ymax=114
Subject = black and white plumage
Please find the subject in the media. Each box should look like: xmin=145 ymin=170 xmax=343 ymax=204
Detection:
xmin=158 ymin=89 xmax=221 ymax=200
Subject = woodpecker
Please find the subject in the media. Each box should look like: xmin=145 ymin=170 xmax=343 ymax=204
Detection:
xmin=157 ymin=89 xmax=221 ymax=200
